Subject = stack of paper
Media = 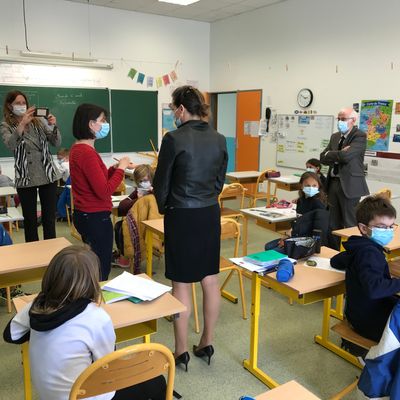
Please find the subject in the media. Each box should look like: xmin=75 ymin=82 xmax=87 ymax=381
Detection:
xmin=230 ymin=255 xmax=296 ymax=275
xmin=102 ymin=271 xmax=171 ymax=302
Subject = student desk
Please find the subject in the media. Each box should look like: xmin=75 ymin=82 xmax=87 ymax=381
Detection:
xmin=240 ymin=206 xmax=297 ymax=255
xmin=13 ymin=275 xmax=186 ymax=400
xmin=332 ymin=226 xmax=400 ymax=258
xmin=0 ymin=206 xmax=24 ymax=235
xmin=0 ymin=186 xmax=17 ymax=206
xmin=226 ymin=171 xmax=262 ymax=184
xmin=266 ymin=175 xmax=301 ymax=206
xmin=242 ymin=247 xmax=360 ymax=389
xmin=255 ymin=380 xmax=321 ymax=399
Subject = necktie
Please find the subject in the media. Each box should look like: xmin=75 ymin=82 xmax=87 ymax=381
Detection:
xmin=333 ymin=135 xmax=345 ymax=175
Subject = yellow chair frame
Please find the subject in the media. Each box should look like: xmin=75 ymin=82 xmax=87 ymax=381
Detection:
xmin=69 ymin=343 xmax=175 ymax=400
xmin=218 ymin=183 xmax=246 ymax=220
xmin=244 ymin=169 xmax=278 ymax=207
xmin=191 ymin=217 xmax=247 ymax=333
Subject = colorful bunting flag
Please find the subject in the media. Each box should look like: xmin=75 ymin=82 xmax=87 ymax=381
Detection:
xmin=163 ymin=74 xmax=170 ymax=86
xmin=128 ymin=68 xmax=137 ymax=79
xmin=170 ymin=70 xmax=178 ymax=82
xmin=156 ymin=77 xmax=163 ymax=88
xmin=137 ymin=72 xmax=145 ymax=84
xmin=147 ymin=76 xmax=154 ymax=88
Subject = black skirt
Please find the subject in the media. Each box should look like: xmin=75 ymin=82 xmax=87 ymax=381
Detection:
xmin=164 ymin=204 xmax=221 ymax=283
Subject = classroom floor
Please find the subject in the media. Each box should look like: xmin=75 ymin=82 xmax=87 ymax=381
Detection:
xmin=0 ymin=210 xmax=363 ymax=400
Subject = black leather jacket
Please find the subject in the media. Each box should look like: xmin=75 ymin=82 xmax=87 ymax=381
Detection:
xmin=153 ymin=120 xmax=228 ymax=213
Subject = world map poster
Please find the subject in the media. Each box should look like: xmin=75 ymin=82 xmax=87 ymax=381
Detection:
xmin=360 ymin=100 xmax=393 ymax=151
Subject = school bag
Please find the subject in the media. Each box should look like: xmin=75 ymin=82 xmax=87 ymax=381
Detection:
xmin=0 ymin=224 xmax=12 ymax=246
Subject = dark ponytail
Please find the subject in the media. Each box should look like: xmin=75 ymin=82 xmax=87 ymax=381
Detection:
xmin=171 ymin=85 xmax=209 ymax=118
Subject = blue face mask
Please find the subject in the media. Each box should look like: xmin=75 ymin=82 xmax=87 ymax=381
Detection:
xmin=95 ymin=123 xmax=110 ymax=139
xmin=337 ymin=120 xmax=348 ymax=134
xmin=306 ymin=167 xmax=316 ymax=173
xmin=370 ymin=227 xmax=394 ymax=247
xmin=302 ymin=186 xmax=319 ymax=197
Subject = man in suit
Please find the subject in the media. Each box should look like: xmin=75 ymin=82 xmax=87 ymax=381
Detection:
xmin=320 ymin=107 xmax=369 ymax=249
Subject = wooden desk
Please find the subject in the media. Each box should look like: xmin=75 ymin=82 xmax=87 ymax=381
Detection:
xmin=242 ymin=247 xmax=359 ymax=388
xmin=0 ymin=207 xmax=24 ymax=235
xmin=0 ymin=185 xmax=17 ymax=199
xmin=332 ymin=226 xmax=400 ymax=257
xmin=240 ymin=206 xmax=297 ymax=255
xmin=266 ymin=175 xmax=301 ymax=206
xmin=255 ymin=380 xmax=320 ymax=400
xmin=226 ymin=171 xmax=261 ymax=184
xmin=13 ymin=275 xmax=186 ymax=400
xmin=0 ymin=237 xmax=72 ymax=289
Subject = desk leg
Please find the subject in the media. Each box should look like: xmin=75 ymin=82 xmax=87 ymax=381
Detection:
xmin=22 ymin=342 xmax=32 ymax=400
xmin=143 ymin=334 xmax=151 ymax=344
xmin=330 ymin=294 xmax=344 ymax=320
xmin=266 ymin=181 xmax=271 ymax=207
xmin=243 ymin=273 xmax=279 ymax=388
xmin=145 ymin=230 xmax=153 ymax=277
xmin=242 ymin=216 xmax=248 ymax=256
xmin=314 ymin=298 xmax=362 ymax=368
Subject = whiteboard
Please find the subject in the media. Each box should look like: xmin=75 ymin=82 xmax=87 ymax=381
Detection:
xmin=276 ymin=114 xmax=334 ymax=169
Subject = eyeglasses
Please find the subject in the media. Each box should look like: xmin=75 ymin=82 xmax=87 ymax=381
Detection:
xmin=368 ymin=223 xmax=398 ymax=231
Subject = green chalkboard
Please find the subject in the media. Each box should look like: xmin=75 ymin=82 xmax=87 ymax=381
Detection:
xmin=0 ymin=85 xmax=111 ymax=157
xmin=111 ymin=90 xmax=158 ymax=152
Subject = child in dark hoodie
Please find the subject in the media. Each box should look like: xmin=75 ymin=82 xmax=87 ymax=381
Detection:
xmin=331 ymin=195 xmax=400 ymax=342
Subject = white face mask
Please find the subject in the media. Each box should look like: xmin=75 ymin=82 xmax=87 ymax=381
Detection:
xmin=12 ymin=105 xmax=27 ymax=116
xmin=138 ymin=180 xmax=152 ymax=190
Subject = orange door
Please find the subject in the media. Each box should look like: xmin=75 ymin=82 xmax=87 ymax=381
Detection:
xmin=236 ymin=90 xmax=262 ymax=171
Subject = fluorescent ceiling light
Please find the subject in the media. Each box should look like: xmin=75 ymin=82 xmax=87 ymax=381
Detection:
xmin=0 ymin=55 xmax=113 ymax=70
xmin=158 ymin=0 xmax=200 ymax=5
xmin=20 ymin=50 xmax=98 ymax=63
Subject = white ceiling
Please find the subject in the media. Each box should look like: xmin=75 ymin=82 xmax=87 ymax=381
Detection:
xmin=66 ymin=0 xmax=287 ymax=22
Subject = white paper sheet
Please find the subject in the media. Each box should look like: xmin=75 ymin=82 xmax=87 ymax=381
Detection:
xmin=103 ymin=271 xmax=172 ymax=301
xmin=306 ymin=256 xmax=345 ymax=274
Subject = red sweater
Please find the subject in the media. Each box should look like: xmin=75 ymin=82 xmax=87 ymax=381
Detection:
xmin=70 ymin=143 xmax=124 ymax=212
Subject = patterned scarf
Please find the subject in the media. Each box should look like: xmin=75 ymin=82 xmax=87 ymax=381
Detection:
xmin=14 ymin=123 xmax=58 ymax=187
xmin=126 ymin=210 xmax=141 ymax=274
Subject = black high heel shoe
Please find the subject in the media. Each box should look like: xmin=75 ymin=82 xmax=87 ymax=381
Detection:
xmin=193 ymin=344 xmax=214 ymax=365
xmin=174 ymin=351 xmax=190 ymax=372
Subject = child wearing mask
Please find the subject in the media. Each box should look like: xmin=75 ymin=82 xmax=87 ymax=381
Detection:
xmin=117 ymin=164 xmax=154 ymax=217
xmin=56 ymin=148 xmax=70 ymax=183
xmin=3 ymin=245 xmax=166 ymax=400
xmin=331 ymin=195 xmax=400 ymax=343
xmin=265 ymin=171 xmax=328 ymax=252
xmin=305 ymin=158 xmax=327 ymax=192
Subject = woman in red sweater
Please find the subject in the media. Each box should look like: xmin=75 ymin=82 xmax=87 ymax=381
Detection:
xmin=70 ymin=104 xmax=133 ymax=280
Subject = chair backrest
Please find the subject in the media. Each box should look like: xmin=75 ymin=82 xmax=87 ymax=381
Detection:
xmin=113 ymin=179 xmax=126 ymax=195
xmin=69 ymin=343 xmax=175 ymax=400
xmin=218 ymin=183 xmax=246 ymax=209
xmin=220 ymin=217 xmax=241 ymax=257
xmin=375 ymin=188 xmax=392 ymax=199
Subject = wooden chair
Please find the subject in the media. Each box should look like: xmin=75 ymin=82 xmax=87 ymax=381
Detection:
xmin=191 ymin=217 xmax=247 ymax=333
xmin=218 ymin=183 xmax=246 ymax=220
xmin=330 ymin=320 xmax=377 ymax=400
xmin=69 ymin=343 xmax=175 ymax=400
xmin=68 ymin=190 xmax=82 ymax=241
xmin=244 ymin=169 xmax=278 ymax=207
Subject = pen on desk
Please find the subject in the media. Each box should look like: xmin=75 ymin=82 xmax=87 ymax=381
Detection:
xmin=113 ymin=157 xmax=120 ymax=162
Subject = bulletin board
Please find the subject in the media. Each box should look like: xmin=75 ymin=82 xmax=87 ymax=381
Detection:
xmin=276 ymin=114 xmax=334 ymax=170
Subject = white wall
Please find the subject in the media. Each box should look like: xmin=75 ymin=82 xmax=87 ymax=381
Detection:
xmin=210 ymin=0 xmax=400 ymax=206
xmin=0 ymin=0 xmax=210 ymax=176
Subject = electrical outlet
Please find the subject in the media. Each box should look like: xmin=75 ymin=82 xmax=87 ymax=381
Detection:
xmin=371 ymin=159 xmax=378 ymax=166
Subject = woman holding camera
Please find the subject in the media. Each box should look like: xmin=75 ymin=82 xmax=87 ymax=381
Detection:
xmin=1 ymin=90 xmax=61 ymax=242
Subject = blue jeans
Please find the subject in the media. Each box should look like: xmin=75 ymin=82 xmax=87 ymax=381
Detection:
xmin=73 ymin=210 xmax=113 ymax=280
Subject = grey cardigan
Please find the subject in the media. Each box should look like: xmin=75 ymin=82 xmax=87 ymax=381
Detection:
xmin=1 ymin=118 xmax=61 ymax=188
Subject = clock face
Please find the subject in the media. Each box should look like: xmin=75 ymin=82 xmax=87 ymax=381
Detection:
xmin=297 ymin=88 xmax=313 ymax=108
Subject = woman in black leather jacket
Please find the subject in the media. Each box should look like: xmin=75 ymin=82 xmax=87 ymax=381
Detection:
xmin=153 ymin=86 xmax=228 ymax=370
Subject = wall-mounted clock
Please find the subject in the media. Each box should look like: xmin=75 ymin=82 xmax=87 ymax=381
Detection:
xmin=297 ymin=88 xmax=313 ymax=108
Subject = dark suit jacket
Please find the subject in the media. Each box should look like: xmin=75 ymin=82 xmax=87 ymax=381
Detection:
xmin=320 ymin=126 xmax=369 ymax=199
xmin=153 ymin=120 xmax=228 ymax=214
